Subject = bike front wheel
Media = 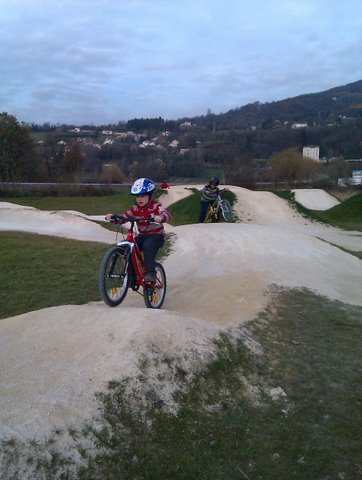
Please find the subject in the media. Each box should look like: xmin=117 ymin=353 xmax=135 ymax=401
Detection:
xmin=99 ymin=246 xmax=130 ymax=307
xmin=143 ymin=262 xmax=167 ymax=309
xmin=221 ymin=199 xmax=233 ymax=222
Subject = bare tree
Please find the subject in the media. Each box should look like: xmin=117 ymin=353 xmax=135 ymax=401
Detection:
xmin=99 ymin=162 xmax=125 ymax=183
xmin=61 ymin=141 xmax=85 ymax=181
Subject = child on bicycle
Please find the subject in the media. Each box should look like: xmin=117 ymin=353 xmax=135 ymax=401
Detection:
xmin=105 ymin=178 xmax=171 ymax=284
xmin=199 ymin=176 xmax=222 ymax=223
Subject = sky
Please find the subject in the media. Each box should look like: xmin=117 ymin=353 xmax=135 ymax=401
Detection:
xmin=1 ymin=0 xmax=362 ymax=126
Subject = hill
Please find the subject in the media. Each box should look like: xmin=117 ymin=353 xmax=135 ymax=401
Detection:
xmin=189 ymin=80 xmax=362 ymax=130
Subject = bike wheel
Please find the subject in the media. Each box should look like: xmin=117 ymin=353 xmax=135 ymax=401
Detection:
xmin=99 ymin=246 xmax=130 ymax=307
xmin=221 ymin=200 xmax=233 ymax=222
xmin=143 ymin=262 xmax=167 ymax=309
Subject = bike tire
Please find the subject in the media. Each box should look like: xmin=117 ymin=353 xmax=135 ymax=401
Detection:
xmin=143 ymin=262 xmax=167 ymax=309
xmin=99 ymin=245 xmax=130 ymax=307
xmin=221 ymin=199 xmax=233 ymax=222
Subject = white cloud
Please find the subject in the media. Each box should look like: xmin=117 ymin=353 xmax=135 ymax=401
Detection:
xmin=0 ymin=0 xmax=361 ymax=124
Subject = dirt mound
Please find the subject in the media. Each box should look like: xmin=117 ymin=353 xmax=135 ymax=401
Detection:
xmin=1 ymin=187 xmax=361 ymax=443
xmin=292 ymin=189 xmax=340 ymax=210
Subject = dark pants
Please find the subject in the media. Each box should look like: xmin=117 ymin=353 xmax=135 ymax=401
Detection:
xmin=136 ymin=234 xmax=164 ymax=275
xmin=199 ymin=201 xmax=219 ymax=223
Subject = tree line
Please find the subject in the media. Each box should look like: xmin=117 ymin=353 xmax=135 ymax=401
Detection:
xmin=0 ymin=112 xmax=360 ymax=187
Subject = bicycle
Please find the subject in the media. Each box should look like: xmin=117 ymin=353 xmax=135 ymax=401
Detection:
xmin=205 ymin=189 xmax=233 ymax=223
xmin=99 ymin=216 xmax=167 ymax=309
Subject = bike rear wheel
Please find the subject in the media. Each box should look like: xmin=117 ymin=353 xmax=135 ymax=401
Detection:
xmin=221 ymin=199 xmax=232 ymax=222
xmin=143 ymin=262 xmax=167 ymax=309
xmin=99 ymin=246 xmax=130 ymax=307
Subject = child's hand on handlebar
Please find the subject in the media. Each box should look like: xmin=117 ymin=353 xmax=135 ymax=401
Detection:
xmin=105 ymin=213 xmax=163 ymax=223
xmin=153 ymin=214 xmax=163 ymax=223
xmin=105 ymin=214 xmax=125 ymax=223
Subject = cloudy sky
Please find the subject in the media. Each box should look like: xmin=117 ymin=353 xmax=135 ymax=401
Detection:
xmin=1 ymin=0 xmax=362 ymax=125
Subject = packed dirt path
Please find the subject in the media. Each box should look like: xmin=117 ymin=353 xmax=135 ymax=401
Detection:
xmin=0 ymin=187 xmax=361 ymax=444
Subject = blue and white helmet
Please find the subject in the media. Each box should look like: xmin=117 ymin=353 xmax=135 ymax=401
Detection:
xmin=130 ymin=178 xmax=156 ymax=195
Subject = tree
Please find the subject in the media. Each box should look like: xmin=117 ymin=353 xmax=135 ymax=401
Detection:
xmin=61 ymin=141 xmax=85 ymax=181
xmin=99 ymin=162 xmax=125 ymax=183
xmin=37 ymin=132 xmax=65 ymax=180
xmin=269 ymin=147 xmax=318 ymax=186
xmin=0 ymin=112 xmax=38 ymax=181
xmin=327 ymin=156 xmax=351 ymax=182
xmin=128 ymin=160 xmax=139 ymax=180
xmin=150 ymin=157 xmax=167 ymax=181
xmin=226 ymin=155 xmax=255 ymax=188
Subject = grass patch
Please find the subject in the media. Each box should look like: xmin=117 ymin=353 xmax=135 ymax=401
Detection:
xmin=168 ymin=188 xmax=237 ymax=226
xmin=3 ymin=288 xmax=361 ymax=479
xmin=168 ymin=188 xmax=201 ymax=225
xmin=0 ymin=191 xmax=132 ymax=215
xmin=0 ymin=230 xmax=174 ymax=320
xmin=314 ymin=193 xmax=362 ymax=231
xmin=0 ymin=232 xmax=107 ymax=319
xmin=273 ymin=190 xmax=362 ymax=231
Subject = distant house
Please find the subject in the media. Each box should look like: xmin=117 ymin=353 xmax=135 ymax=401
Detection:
xmin=303 ymin=146 xmax=320 ymax=162
xmin=292 ymin=123 xmax=308 ymax=129
xmin=140 ymin=140 xmax=156 ymax=148
xmin=351 ymin=169 xmax=362 ymax=185
xmin=168 ymin=140 xmax=179 ymax=148
xmin=181 ymin=121 xmax=191 ymax=126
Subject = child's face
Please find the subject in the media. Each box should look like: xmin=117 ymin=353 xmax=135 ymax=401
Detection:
xmin=136 ymin=194 xmax=149 ymax=207
xmin=210 ymin=183 xmax=217 ymax=190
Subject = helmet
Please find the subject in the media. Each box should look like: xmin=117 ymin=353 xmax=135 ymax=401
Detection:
xmin=210 ymin=176 xmax=220 ymax=186
xmin=130 ymin=178 xmax=156 ymax=195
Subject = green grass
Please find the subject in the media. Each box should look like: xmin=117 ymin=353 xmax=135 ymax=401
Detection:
xmin=0 ymin=232 xmax=107 ymax=319
xmin=315 ymin=193 xmax=362 ymax=230
xmin=0 ymin=229 xmax=173 ymax=320
xmin=168 ymin=188 xmax=201 ymax=225
xmin=273 ymin=190 xmax=362 ymax=231
xmin=2 ymin=288 xmax=361 ymax=479
xmin=168 ymin=188 xmax=237 ymax=226
xmin=0 ymin=191 xmax=132 ymax=215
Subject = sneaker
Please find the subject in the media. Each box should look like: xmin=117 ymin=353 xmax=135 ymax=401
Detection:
xmin=144 ymin=273 xmax=156 ymax=284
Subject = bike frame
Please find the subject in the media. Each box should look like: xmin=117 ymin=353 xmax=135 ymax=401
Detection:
xmin=205 ymin=190 xmax=232 ymax=223
xmin=206 ymin=195 xmax=223 ymax=221
xmin=117 ymin=222 xmax=146 ymax=287
xmin=99 ymin=216 xmax=167 ymax=309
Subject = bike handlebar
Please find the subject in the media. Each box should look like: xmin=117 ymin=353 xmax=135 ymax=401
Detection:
xmin=109 ymin=214 xmax=160 ymax=224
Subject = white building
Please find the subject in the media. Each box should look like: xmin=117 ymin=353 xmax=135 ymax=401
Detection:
xmin=351 ymin=169 xmax=362 ymax=185
xmin=303 ymin=146 xmax=320 ymax=162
